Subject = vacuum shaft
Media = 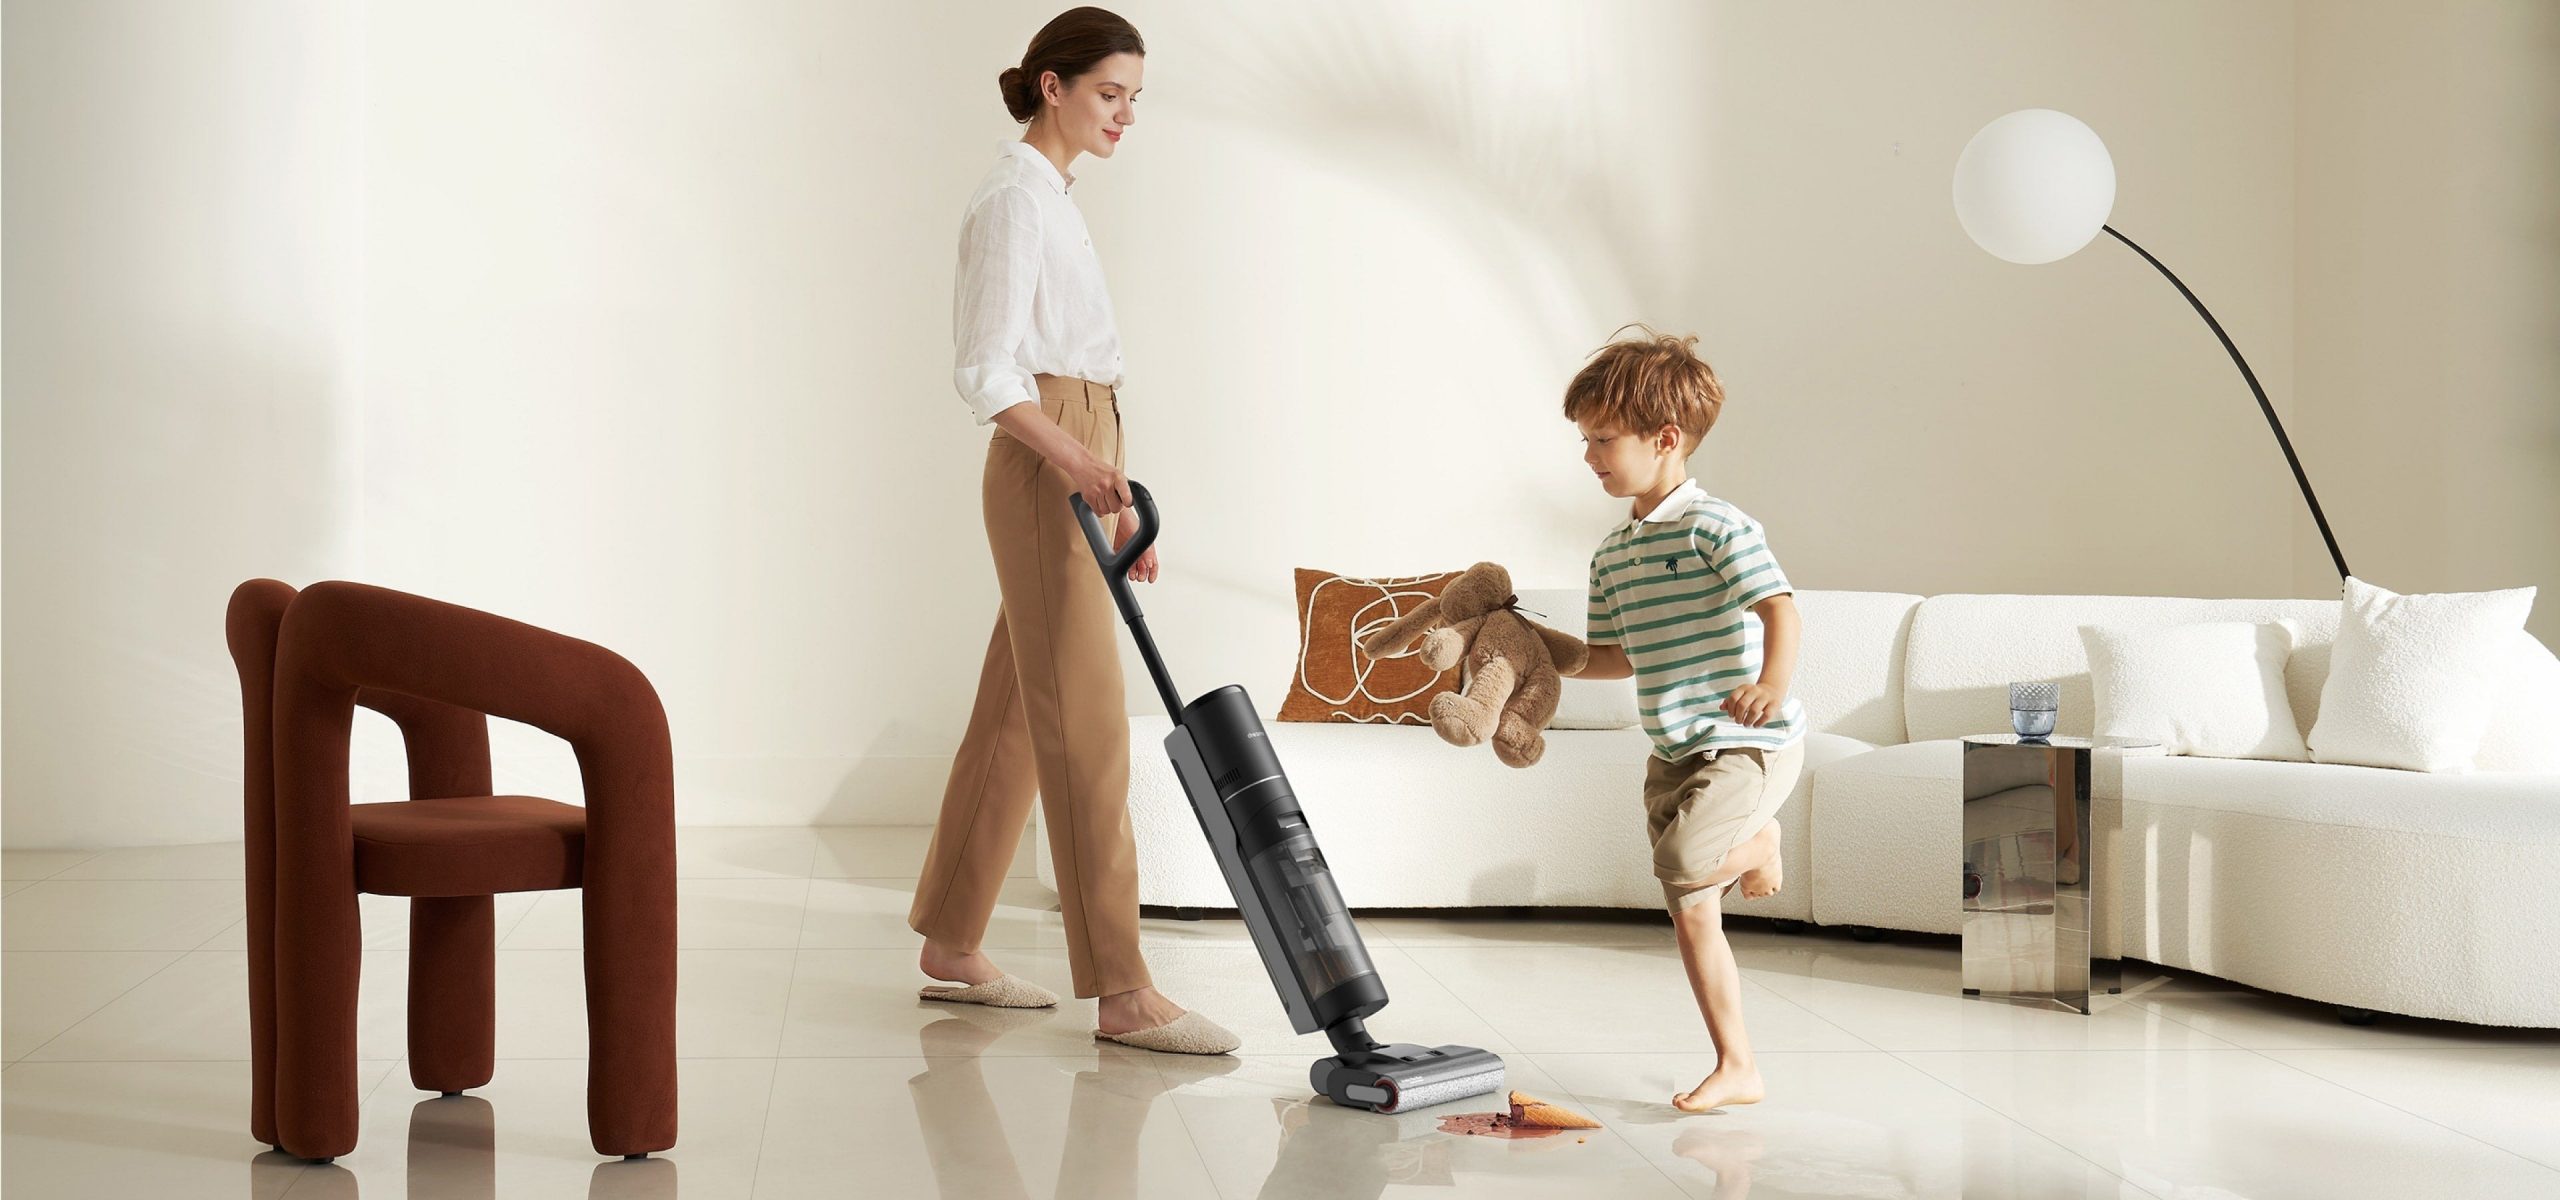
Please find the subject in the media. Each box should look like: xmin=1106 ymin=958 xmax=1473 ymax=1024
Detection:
xmin=1071 ymin=483 xmax=1504 ymax=1113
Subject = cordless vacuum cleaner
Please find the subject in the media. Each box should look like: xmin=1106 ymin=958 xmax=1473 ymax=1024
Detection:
xmin=1071 ymin=482 xmax=1506 ymax=1114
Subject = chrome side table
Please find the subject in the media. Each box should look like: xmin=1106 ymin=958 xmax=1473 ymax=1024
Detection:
xmin=1960 ymin=734 xmax=2158 ymax=1014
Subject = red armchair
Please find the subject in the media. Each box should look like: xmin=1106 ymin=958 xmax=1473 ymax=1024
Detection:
xmin=226 ymin=579 xmax=677 ymax=1161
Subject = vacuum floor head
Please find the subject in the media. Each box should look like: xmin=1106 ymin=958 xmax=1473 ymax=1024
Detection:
xmin=1314 ymin=1043 xmax=1506 ymax=1114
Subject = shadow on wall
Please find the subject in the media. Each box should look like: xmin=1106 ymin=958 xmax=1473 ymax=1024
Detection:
xmin=1132 ymin=0 xmax=1724 ymax=484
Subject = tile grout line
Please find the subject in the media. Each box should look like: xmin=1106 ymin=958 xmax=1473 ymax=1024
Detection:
xmin=1866 ymin=1042 xmax=2176 ymax=1199
xmin=10 ymin=947 xmax=197 ymax=1066
xmin=6 ymin=849 xmax=104 ymax=882
xmin=746 ymin=872 xmax=816 ymax=1198
xmin=1117 ymin=1034 xmax=1232 ymax=1199
xmin=1507 ymin=1050 xmax=1715 ymax=1198
xmin=2208 ymin=1035 xmax=2560 ymax=1176
xmin=2123 ymin=982 xmax=2560 ymax=1167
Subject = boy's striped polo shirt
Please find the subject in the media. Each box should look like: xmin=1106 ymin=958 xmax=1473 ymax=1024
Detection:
xmin=1586 ymin=478 xmax=1806 ymax=760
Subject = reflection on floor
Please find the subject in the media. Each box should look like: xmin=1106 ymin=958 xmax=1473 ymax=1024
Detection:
xmin=5 ymin=829 xmax=2556 ymax=1198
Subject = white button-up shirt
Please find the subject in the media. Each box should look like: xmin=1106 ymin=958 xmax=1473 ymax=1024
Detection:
xmin=951 ymin=140 xmax=1125 ymax=425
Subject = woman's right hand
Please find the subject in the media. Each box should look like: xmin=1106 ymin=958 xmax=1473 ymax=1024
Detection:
xmin=1067 ymin=448 xmax=1133 ymax=518
xmin=990 ymin=402 xmax=1132 ymax=515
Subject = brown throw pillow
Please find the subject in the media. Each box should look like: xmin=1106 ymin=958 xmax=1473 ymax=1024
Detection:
xmin=1277 ymin=567 xmax=1464 ymax=724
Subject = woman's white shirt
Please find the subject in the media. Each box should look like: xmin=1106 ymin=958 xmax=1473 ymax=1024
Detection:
xmin=951 ymin=141 xmax=1124 ymax=425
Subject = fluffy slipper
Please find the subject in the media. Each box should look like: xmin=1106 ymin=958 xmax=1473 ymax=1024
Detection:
xmin=917 ymin=975 xmax=1058 ymax=1009
xmin=1094 ymin=1011 xmax=1240 ymax=1055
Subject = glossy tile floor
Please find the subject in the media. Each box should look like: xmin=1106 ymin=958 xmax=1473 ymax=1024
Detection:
xmin=6 ymin=828 xmax=2557 ymax=1198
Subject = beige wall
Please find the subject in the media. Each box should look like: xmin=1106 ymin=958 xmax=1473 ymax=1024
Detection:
xmin=5 ymin=1 xmax=2545 ymax=846
xmin=2295 ymin=0 xmax=2560 ymax=646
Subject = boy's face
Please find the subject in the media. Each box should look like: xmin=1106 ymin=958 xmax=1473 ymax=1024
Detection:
xmin=1578 ymin=418 xmax=1685 ymax=499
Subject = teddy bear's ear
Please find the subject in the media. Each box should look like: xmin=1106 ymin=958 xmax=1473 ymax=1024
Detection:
xmin=1357 ymin=595 xmax=1444 ymax=657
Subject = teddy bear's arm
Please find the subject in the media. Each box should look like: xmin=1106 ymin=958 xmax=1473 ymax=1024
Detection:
xmin=1421 ymin=614 xmax=1492 ymax=671
xmin=1356 ymin=595 xmax=1445 ymax=658
xmin=1529 ymin=619 xmax=1591 ymax=676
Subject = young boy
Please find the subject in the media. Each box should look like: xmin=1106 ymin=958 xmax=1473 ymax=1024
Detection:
xmin=1563 ymin=327 xmax=1805 ymax=1113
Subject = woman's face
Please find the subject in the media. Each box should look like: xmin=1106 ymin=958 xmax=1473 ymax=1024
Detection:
xmin=1042 ymin=52 xmax=1142 ymax=160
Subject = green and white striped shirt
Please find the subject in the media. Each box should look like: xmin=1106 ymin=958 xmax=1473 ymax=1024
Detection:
xmin=1587 ymin=479 xmax=1805 ymax=760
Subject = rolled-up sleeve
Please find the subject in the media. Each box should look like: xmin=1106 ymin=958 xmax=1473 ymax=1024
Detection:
xmin=952 ymin=185 xmax=1042 ymax=425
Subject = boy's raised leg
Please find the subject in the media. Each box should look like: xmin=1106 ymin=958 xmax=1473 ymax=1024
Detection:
xmin=1670 ymin=891 xmax=1765 ymax=1113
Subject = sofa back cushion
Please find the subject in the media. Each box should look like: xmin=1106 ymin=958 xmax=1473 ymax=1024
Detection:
xmin=1791 ymin=591 xmax=1925 ymax=745
xmin=1904 ymin=595 xmax=2341 ymax=744
xmin=2476 ymin=633 xmax=2560 ymax=772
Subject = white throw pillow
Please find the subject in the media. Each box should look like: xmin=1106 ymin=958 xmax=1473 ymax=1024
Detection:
xmin=1515 ymin=587 xmax=1638 ymax=729
xmin=2307 ymin=577 xmax=2538 ymax=773
xmin=2079 ymin=621 xmax=2308 ymax=760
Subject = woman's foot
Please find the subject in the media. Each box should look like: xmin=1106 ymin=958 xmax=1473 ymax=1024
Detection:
xmin=1095 ymin=985 xmax=1189 ymax=1036
xmin=1736 ymin=822 xmax=1783 ymax=900
xmin=919 ymin=938 xmax=1004 ymax=986
xmin=1673 ymin=1062 xmax=1765 ymax=1113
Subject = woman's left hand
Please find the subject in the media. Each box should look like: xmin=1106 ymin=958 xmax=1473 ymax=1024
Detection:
xmin=1115 ymin=512 xmax=1160 ymax=583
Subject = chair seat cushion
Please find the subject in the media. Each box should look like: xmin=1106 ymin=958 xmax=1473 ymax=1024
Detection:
xmin=352 ymin=795 xmax=585 ymax=896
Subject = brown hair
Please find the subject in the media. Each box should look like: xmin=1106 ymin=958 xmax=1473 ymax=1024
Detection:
xmin=1561 ymin=324 xmax=1726 ymax=448
xmin=999 ymin=7 xmax=1145 ymax=124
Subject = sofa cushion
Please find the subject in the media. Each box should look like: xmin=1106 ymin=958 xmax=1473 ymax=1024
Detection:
xmin=2121 ymin=755 xmax=2560 ymax=843
xmin=2477 ymin=633 xmax=2560 ymax=773
xmin=1790 ymin=591 xmax=1924 ymax=745
xmin=1905 ymin=595 xmax=2340 ymax=744
xmin=1805 ymin=739 xmax=1966 ymax=934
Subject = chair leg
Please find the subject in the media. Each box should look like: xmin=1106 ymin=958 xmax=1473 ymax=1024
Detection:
xmin=275 ymin=886 xmax=365 ymax=1160
xmin=408 ymin=896 xmax=497 ymax=1094
xmin=582 ymin=875 xmax=678 ymax=1157
xmin=246 ymin=860 xmax=279 ymax=1149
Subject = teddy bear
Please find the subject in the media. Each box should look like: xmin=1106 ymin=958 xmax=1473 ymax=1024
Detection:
xmin=1356 ymin=561 xmax=1590 ymax=768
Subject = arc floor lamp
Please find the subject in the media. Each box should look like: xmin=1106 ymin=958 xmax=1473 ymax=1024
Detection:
xmin=1953 ymin=108 xmax=2351 ymax=581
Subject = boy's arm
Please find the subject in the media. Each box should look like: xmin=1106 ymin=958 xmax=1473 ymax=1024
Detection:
xmin=1720 ymin=592 xmax=1799 ymax=726
xmin=1752 ymin=593 xmax=1799 ymax=696
xmin=1570 ymin=642 xmax=1634 ymax=680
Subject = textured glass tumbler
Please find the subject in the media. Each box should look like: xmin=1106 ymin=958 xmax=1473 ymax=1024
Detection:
xmin=2010 ymin=682 xmax=2059 ymax=740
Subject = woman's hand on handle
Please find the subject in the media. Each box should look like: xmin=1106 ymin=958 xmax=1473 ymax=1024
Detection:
xmin=987 ymin=401 xmax=1132 ymax=516
xmin=1072 ymin=453 xmax=1133 ymax=520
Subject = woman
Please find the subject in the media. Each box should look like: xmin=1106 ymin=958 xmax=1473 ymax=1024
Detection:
xmin=905 ymin=6 xmax=1236 ymax=1056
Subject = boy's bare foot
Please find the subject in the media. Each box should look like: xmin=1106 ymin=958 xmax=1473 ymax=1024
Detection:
xmin=1096 ymin=985 xmax=1189 ymax=1035
xmin=919 ymin=939 xmax=1004 ymax=986
xmin=1673 ymin=1062 xmax=1765 ymax=1113
xmin=1737 ymin=821 xmax=1783 ymax=899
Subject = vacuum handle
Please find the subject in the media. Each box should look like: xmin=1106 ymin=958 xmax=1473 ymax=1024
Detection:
xmin=1068 ymin=480 xmax=1186 ymax=720
xmin=1069 ymin=481 xmax=1159 ymax=598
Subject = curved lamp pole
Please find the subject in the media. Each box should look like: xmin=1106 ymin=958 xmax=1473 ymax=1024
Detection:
xmin=1953 ymin=109 xmax=2350 ymax=581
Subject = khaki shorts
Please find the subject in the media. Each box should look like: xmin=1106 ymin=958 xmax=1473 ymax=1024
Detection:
xmin=1642 ymin=740 xmax=1806 ymax=913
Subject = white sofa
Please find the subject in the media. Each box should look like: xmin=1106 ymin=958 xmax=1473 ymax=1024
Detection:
xmin=1042 ymin=590 xmax=2560 ymax=1027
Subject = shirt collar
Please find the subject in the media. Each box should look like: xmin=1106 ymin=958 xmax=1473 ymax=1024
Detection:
xmin=1625 ymin=478 xmax=1703 ymax=529
xmin=1000 ymin=139 xmax=1073 ymax=193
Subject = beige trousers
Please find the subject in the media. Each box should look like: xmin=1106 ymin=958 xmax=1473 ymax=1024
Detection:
xmin=1642 ymin=741 xmax=1807 ymax=913
xmin=909 ymin=374 xmax=1149 ymax=999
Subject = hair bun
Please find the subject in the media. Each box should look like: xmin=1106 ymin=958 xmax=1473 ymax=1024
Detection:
xmin=998 ymin=65 xmax=1037 ymax=123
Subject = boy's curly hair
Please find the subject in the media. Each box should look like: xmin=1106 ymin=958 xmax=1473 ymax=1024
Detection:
xmin=1561 ymin=324 xmax=1725 ymax=447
